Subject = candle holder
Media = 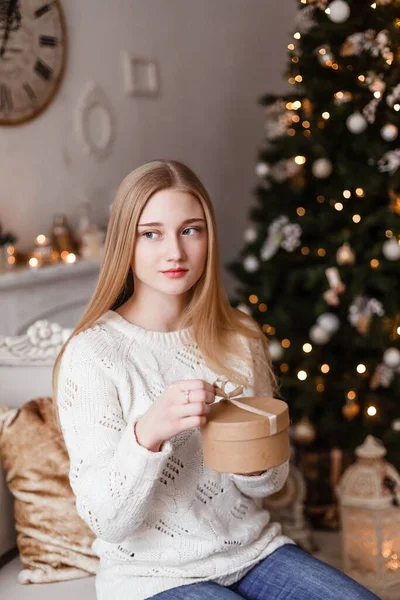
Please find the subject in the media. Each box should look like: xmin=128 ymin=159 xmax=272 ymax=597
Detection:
xmin=33 ymin=235 xmax=54 ymax=266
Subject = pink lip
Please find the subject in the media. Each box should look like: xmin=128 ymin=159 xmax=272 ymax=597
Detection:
xmin=162 ymin=269 xmax=188 ymax=278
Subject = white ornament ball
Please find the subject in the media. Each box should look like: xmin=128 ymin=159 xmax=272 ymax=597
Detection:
xmin=256 ymin=162 xmax=270 ymax=178
xmin=328 ymin=0 xmax=351 ymax=23
xmin=292 ymin=417 xmax=316 ymax=445
xmin=318 ymin=51 xmax=334 ymax=66
xmin=243 ymin=255 xmax=259 ymax=273
xmin=312 ymin=158 xmax=333 ymax=178
xmin=317 ymin=312 xmax=340 ymax=334
xmin=383 ymin=347 xmax=400 ymax=369
xmin=382 ymin=237 xmax=400 ymax=261
xmin=380 ymin=124 xmax=398 ymax=142
xmin=346 ymin=113 xmax=367 ymax=134
xmin=309 ymin=325 xmax=330 ymax=345
xmin=269 ymin=339 xmax=284 ymax=362
xmin=243 ymin=226 xmax=258 ymax=243
xmin=392 ymin=419 xmax=400 ymax=432
xmin=336 ymin=242 xmax=356 ymax=265
xmin=376 ymin=30 xmax=389 ymax=46
xmin=236 ymin=303 xmax=252 ymax=316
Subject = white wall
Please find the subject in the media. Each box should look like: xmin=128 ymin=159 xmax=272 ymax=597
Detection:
xmin=1 ymin=0 xmax=296 ymax=295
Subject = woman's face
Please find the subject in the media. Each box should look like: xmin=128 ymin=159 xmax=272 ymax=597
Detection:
xmin=132 ymin=189 xmax=208 ymax=298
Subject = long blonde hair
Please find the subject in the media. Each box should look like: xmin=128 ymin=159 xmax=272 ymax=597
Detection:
xmin=52 ymin=159 xmax=277 ymax=422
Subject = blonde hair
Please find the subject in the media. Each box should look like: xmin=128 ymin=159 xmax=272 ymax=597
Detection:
xmin=52 ymin=160 xmax=277 ymax=424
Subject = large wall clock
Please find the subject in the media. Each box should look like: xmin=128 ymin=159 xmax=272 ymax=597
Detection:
xmin=0 ymin=0 xmax=67 ymax=126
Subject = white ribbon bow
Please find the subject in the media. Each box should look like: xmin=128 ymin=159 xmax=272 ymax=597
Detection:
xmin=212 ymin=376 xmax=278 ymax=435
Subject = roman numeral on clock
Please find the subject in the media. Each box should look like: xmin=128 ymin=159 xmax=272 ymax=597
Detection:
xmin=39 ymin=35 xmax=57 ymax=47
xmin=0 ymin=84 xmax=13 ymax=112
xmin=23 ymin=83 xmax=37 ymax=101
xmin=34 ymin=3 xmax=52 ymax=19
xmin=34 ymin=59 xmax=53 ymax=80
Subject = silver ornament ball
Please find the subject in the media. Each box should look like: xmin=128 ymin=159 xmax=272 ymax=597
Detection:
xmin=346 ymin=113 xmax=367 ymax=134
xmin=392 ymin=419 xmax=400 ymax=432
xmin=256 ymin=162 xmax=270 ymax=178
xmin=317 ymin=312 xmax=340 ymax=334
xmin=382 ymin=238 xmax=400 ymax=261
xmin=243 ymin=255 xmax=259 ymax=273
xmin=327 ymin=0 xmax=351 ymax=23
xmin=309 ymin=325 xmax=330 ymax=345
xmin=383 ymin=347 xmax=400 ymax=369
xmin=292 ymin=417 xmax=316 ymax=445
xmin=269 ymin=339 xmax=284 ymax=362
xmin=312 ymin=157 xmax=333 ymax=178
xmin=380 ymin=124 xmax=398 ymax=142
xmin=243 ymin=227 xmax=258 ymax=243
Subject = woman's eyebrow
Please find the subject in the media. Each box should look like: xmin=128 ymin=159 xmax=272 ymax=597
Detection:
xmin=137 ymin=218 xmax=205 ymax=228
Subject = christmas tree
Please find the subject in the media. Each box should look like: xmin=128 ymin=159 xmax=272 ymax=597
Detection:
xmin=228 ymin=0 xmax=400 ymax=465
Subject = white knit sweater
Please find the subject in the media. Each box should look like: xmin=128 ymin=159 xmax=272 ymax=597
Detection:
xmin=57 ymin=310 xmax=294 ymax=600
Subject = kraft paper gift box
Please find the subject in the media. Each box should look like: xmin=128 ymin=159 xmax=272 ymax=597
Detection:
xmin=201 ymin=376 xmax=290 ymax=474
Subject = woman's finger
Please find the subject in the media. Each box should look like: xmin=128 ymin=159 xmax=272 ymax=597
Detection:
xmin=178 ymin=388 xmax=215 ymax=405
xmin=180 ymin=415 xmax=208 ymax=429
xmin=174 ymin=401 xmax=210 ymax=419
xmin=177 ymin=379 xmax=215 ymax=394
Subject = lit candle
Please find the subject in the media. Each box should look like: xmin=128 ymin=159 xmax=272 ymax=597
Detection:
xmin=62 ymin=252 xmax=77 ymax=264
xmin=29 ymin=257 xmax=39 ymax=268
xmin=35 ymin=234 xmax=49 ymax=246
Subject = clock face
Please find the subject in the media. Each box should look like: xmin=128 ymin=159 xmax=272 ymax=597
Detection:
xmin=0 ymin=0 xmax=66 ymax=126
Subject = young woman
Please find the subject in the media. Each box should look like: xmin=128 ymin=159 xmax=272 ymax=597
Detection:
xmin=54 ymin=160 xmax=378 ymax=600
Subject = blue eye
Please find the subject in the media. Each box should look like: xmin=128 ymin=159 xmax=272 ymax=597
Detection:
xmin=142 ymin=227 xmax=201 ymax=239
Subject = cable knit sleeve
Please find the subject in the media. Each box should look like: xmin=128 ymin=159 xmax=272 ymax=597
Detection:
xmin=229 ymin=461 xmax=290 ymax=498
xmin=57 ymin=333 xmax=172 ymax=544
xmin=229 ymin=334 xmax=290 ymax=498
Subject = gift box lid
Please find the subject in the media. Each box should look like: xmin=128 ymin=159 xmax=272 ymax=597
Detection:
xmin=201 ymin=396 xmax=289 ymax=442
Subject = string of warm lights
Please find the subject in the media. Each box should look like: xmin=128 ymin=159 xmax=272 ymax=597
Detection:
xmin=248 ymin=1 xmax=400 ymax=425
xmin=248 ymin=283 xmax=400 ymax=415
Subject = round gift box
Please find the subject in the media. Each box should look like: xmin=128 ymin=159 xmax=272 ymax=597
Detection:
xmin=200 ymin=396 xmax=290 ymax=474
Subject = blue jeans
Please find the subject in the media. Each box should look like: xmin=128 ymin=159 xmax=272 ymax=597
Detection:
xmin=150 ymin=544 xmax=380 ymax=599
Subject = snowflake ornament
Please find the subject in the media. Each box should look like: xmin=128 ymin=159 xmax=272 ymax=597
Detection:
xmin=281 ymin=224 xmax=302 ymax=252
xmin=342 ymin=29 xmax=391 ymax=59
xmin=387 ymin=83 xmax=400 ymax=108
xmin=378 ymin=149 xmax=400 ymax=174
xmin=348 ymin=296 xmax=384 ymax=328
xmin=264 ymin=100 xmax=291 ymax=141
xmin=260 ymin=216 xmax=302 ymax=260
xmin=370 ymin=363 xmax=395 ymax=390
xmin=363 ymin=98 xmax=380 ymax=124
xmin=294 ymin=5 xmax=317 ymax=34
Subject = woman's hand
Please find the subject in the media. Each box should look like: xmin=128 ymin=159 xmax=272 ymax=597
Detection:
xmin=135 ymin=379 xmax=215 ymax=451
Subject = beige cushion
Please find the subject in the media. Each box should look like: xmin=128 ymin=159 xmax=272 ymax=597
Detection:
xmin=0 ymin=397 xmax=99 ymax=584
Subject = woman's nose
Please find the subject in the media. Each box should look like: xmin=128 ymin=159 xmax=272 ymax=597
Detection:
xmin=166 ymin=235 xmax=186 ymax=260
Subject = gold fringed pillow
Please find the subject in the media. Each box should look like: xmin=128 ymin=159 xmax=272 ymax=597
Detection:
xmin=0 ymin=397 xmax=99 ymax=584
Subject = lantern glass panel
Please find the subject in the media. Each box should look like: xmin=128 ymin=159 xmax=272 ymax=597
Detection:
xmin=382 ymin=511 xmax=400 ymax=575
xmin=345 ymin=507 xmax=378 ymax=575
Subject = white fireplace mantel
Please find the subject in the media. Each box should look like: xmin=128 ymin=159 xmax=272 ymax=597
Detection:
xmin=0 ymin=259 xmax=101 ymax=335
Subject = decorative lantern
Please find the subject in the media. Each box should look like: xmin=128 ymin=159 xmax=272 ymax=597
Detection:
xmin=33 ymin=235 xmax=54 ymax=266
xmin=336 ymin=436 xmax=400 ymax=600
